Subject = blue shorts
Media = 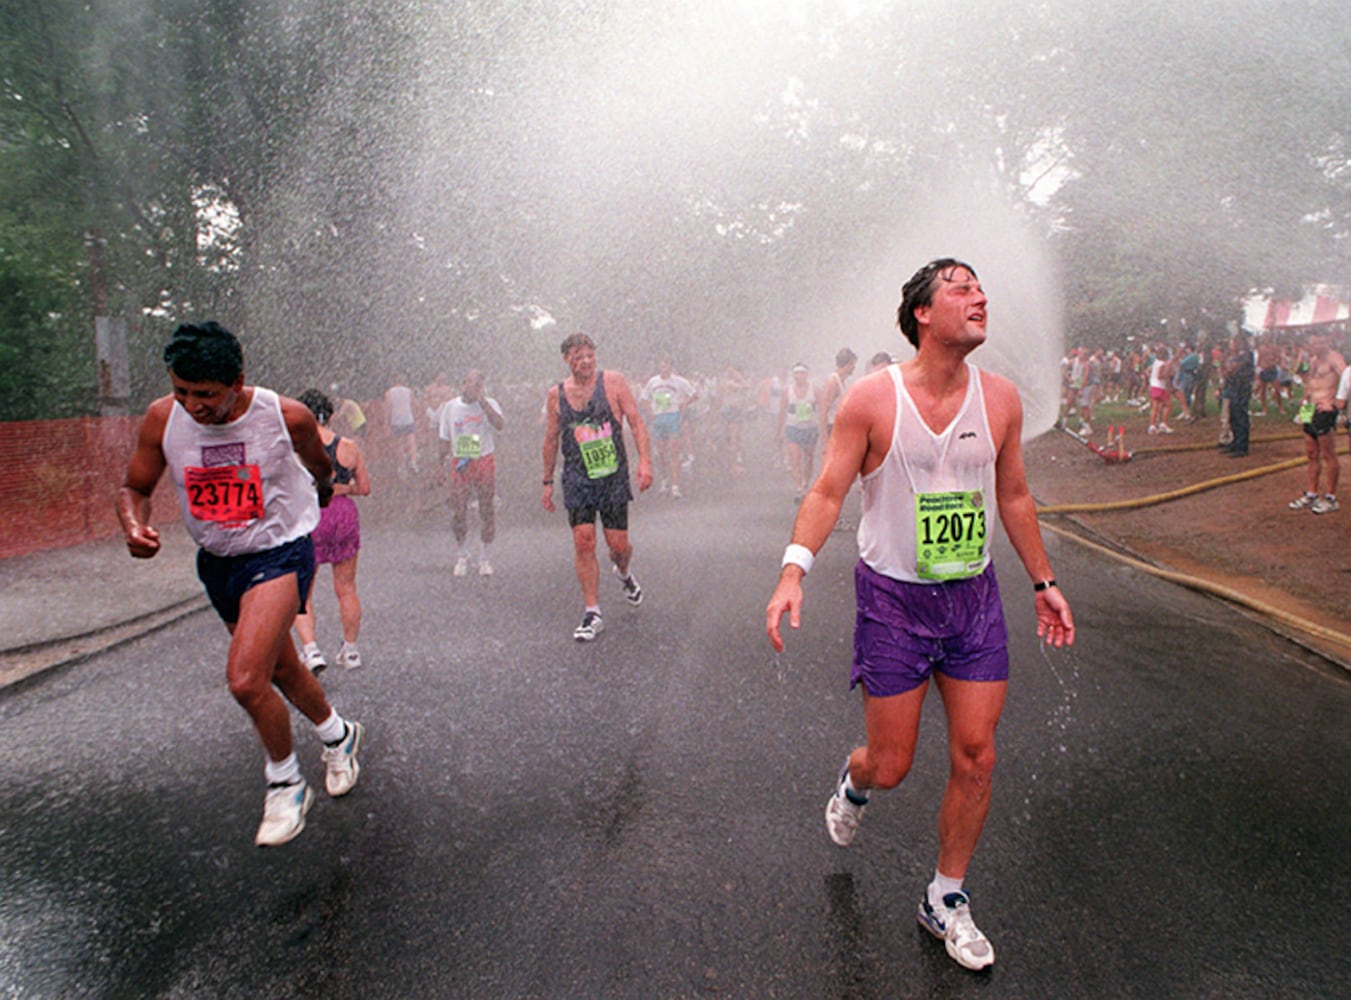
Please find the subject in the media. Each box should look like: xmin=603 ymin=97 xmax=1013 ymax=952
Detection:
xmin=650 ymin=413 xmax=682 ymax=440
xmin=851 ymin=560 xmax=1009 ymax=696
xmin=196 ymin=535 xmax=316 ymax=626
xmin=785 ymin=424 xmax=818 ymax=448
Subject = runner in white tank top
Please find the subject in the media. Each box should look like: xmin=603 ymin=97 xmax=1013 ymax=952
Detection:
xmin=118 ymin=322 xmax=364 ymax=848
xmin=766 ymin=259 xmax=1074 ymax=973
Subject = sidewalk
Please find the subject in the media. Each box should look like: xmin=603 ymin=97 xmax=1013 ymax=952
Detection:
xmin=0 ymin=521 xmax=208 ymax=688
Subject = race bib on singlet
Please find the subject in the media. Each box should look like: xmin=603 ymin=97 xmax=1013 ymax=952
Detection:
xmin=574 ymin=422 xmax=619 ymax=479
xmin=185 ymin=465 xmax=264 ymax=527
xmin=653 ymin=388 xmax=675 ymax=413
xmin=454 ymin=432 xmax=482 ymax=459
xmin=793 ymin=401 xmax=814 ymax=423
xmin=915 ymin=490 xmax=988 ymax=581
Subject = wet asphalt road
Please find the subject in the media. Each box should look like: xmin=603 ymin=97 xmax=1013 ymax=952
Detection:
xmin=2 ymin=473 xmax=1348 ymax=999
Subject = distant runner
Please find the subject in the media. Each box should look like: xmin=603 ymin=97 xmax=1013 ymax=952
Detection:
xmin=439 ymin=369 xmax=505 ymax=575
xmin=542 ymin=333 xmax=653 ymax=641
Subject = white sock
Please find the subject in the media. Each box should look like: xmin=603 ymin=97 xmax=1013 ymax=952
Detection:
xmin=929 ymin=870 xmax=964 ymax=909
xmin=314 ymin=710 xmax=346 ymax=745
xmin=585 ymin=605 xmax=601 ymax=616
xmin=302 ymin=642 xmax=320 ymax=656
xmin=265 ymin=754 xmax=301 ymax=786
xmin=842 ymin=770 xmax=868 ymax=804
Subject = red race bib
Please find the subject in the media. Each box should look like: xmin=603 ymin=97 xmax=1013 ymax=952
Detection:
xmin=185 ymin=465 xmax=264 ymax=525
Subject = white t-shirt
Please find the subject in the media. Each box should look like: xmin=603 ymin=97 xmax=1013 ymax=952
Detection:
xmin=640 ymin=375 xmax=696 ymax=415
xmin=438 ymin=395 xmax=503 ymax=458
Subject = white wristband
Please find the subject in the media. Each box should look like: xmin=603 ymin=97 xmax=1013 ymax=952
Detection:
xmin=782 ymin=543 xmax=815 ymax=575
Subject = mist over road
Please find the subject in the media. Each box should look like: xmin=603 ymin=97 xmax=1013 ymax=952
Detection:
xmin=2 ymin=473 xmax=1347 ymax=998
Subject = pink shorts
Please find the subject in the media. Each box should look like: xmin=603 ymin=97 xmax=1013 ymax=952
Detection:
xmin=1149 ymin=386 xmax=1169 ymax=402
xmin=312 ymin=495 xmax=360 ymax=565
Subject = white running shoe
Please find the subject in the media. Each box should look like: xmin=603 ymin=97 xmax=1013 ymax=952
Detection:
xmin=453 ymin=556 xmax=469 ymax=577
xmin=255 ymin=780 xmax=314 ymax=847
xmin=301 ymin=644 xmax=328 ymax=674
xmin=1159 ymin=423 xmax=1173 ymax=434
xmin=573 ymin=611 xmax=604 ymax=641
xmin=918 ymin=890 xmax=996 ymax=971
xmin=1289 ymin=492 xmax=1318 ymax=511
xmin=322 ymin=721 xmax=364 ymax=797
xmin=478 ymin=559 xmax=494 ymax=576
xmin=1311 ymin=495 xmax=1339 ymax=515
xmin=338 ymin=642 xmax=362 ymax=670
xmin=824 ymin=761 xmax=866 ymax=847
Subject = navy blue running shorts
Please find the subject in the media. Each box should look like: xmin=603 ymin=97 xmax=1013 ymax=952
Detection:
xmin=196 ymin=535 xmax=316 ymax=625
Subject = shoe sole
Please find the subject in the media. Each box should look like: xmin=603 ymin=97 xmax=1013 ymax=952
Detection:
xmin=256 ymin=785 xmax=315 ymax=847
xmin=326 ymin=722 xmax=364 ymax=797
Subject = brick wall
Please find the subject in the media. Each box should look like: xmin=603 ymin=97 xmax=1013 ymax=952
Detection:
xmin=0 ymin=417 xmax=179 ymax=559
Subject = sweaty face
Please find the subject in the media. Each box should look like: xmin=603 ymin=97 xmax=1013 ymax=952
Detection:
xmin=566 ymin=346 xmax=597 ymax=380
xmin=922 ymin=267 xmax=988 ymax=346
xmin=170 ymin=372 xmax=242 ymax=425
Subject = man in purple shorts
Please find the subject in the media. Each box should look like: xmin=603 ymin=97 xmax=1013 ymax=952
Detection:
xmin=767 ymin=259 xmax=1075 ymax=972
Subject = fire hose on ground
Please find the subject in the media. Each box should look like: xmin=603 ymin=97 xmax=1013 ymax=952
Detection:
xmin=1035 ymin=445 xmax=1351 ymax=663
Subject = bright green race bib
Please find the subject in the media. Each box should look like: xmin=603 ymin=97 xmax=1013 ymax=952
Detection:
xmin=575 ymin=422 xmax=619 ymax=479
xmin=1297 ymin=400 xmax=1315 ymax=424
xmin=453 ymin=432 xmax=482 ymax=459
xmin=915 ymin=490 xmax=988 ymax=581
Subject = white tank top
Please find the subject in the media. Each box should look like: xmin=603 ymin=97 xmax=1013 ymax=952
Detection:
xmin=857 ymin=362 xmax=999 ymax=583
xmin=163 ymin=387 xmax=320 ymax=556
xmin=784 ymin=382 xmax=818 ymax=429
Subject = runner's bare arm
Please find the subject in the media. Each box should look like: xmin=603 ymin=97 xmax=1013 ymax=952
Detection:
xmin=610 ymin=373 xmax=653 ymax=492
xmin=766 ymin=381 xmax=874 ymax=652
xmin=485 ymin=397 xmax=505 ymax=431
xmin=541 ymin=386 xmax=562 ymax=511
xmin=282 ymin=397 xmax=335 ymax=506
xmin=337 ymin=438 xmax=371 ymax=498
xmin=986 ymin=373 xmax=1075 ymax=648
xmin=117 ymin=397 xmax=172 ymax=559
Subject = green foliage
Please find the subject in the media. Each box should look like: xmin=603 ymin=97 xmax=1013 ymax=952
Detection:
xmin=1 ymin=0 xmax=1347 ymax=415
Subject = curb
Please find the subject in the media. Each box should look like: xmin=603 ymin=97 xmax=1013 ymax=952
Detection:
xmin=0 ymin=596 xmax=210 ymax=691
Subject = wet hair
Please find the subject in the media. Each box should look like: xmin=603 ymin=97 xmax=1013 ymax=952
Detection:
xmin=299 ymin=389 xmax=334 ymax=425
xmin=896 ymin=258 xmax=978 ymax=347
xmin=560 ymin=332 xmax=596 ymax=356
xmin=162 ymin=321 xmax=243 ymax=384
xmin=869 ymin=351 xmax=894 ymax=369
xmin=835 ymin=347 xmax=858 ymax=369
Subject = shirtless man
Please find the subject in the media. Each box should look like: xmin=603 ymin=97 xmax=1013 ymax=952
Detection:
xmin=766 ymin=259 xmax=1074 ymax=971
xmin=1287 ymin=334 xmax=1346 ymax=514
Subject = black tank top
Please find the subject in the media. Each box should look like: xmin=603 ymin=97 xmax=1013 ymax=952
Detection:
xmin=324 ymin=436 xmax=355 ymax=486
xmin=558 ymin=372 xmax=632 ymax=510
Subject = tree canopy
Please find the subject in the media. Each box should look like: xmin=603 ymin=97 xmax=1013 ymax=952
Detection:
xmin=1 ymin=0 xmax=1346 ymax=418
